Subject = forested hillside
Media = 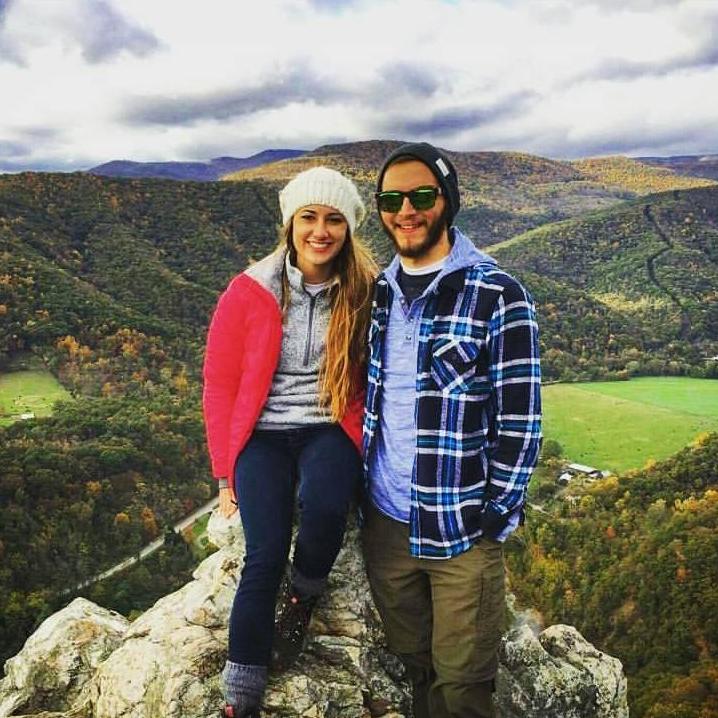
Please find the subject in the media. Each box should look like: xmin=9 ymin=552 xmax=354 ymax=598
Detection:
xmin=639 ymin=154 xmax=718 ymax=182
xmin=572 ymin=155 xmax=717 ymax=194
xmin=225 ymin=144 xmax=718 ymax=379
xmin=1 ymin=148 xmax=717 ymax=715
xmin=226 ymin=140 xmax=715 ymax=250
xmin=508 ymin=433 xmax=718 ymax=718
xmin=0 ymin=173 xmax=282 ymax=664
xmin=0 ymin=391 xmax=208 ymax=666
xmin=0 ymin=172 xmax=277 ymax=365
xmin=491 ymin=185 xmax=718 ymax=379
xmin=3 ymin=170 xmax=716 ymax=386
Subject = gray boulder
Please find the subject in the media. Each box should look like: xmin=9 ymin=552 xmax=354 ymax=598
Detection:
xmin=0 ymin=512 xmax=629 ymax=717
xmin=0 ymin=598 xmax=128 ymax=718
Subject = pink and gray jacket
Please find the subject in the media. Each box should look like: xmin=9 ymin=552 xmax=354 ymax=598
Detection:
xmin=202 ymin=248 xmax=364 ymax=500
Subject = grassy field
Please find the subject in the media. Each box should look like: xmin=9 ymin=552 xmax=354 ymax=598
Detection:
xmin=542 ymin=377 xmax=718 ymax=473
xmin=185 ymin=513 xmax=217 ymax=561
xmin=0 ymin=369 xmax=72 ymax=426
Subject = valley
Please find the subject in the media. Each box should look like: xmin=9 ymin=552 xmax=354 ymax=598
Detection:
xmin=1 ymin=142 xmax=716 ymax=717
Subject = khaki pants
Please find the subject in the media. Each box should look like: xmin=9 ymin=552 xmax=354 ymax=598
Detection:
xmin=361 ymin=503 xmax=505 ymax=718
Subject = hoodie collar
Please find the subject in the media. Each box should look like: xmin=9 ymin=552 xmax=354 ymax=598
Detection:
xmin=383 ymin=227 xmax=496 ymax=297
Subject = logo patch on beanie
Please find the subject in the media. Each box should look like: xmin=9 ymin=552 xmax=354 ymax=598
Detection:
xmin=435 ymin=158 xmax=450 ymax=177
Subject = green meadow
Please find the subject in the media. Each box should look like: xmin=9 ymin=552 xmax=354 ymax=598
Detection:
xmin=0 ymin=370 xmax=72 ymax=426
xmin=542 ymin=377 xmax=718 ymax=473
xmin=186 ymin=513 xmax=217 ymax=561
xmin=2 ymin=371 xmax=716 ymax=473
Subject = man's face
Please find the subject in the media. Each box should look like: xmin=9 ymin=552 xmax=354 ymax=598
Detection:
xmin=379 ymin=159 xmax=449 ymax=264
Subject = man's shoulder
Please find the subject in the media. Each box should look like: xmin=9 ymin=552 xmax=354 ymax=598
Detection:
xmin=455 ymin=264 xmax=536 ymax=322
xmin=464 ymin=261 xmax=528 ymax=296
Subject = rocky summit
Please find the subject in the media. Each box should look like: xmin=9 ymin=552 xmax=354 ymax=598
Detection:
xmin=0 ymin=513 xmax=628 ymax=718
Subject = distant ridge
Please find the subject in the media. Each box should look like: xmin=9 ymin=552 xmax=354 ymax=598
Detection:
xmin=224 ymin=140 xmax=716 ymax=251
xmin=637 ymin=154 xmax=718 ymax=181
xmin=87 ymin=149 xmax=307 ymax=181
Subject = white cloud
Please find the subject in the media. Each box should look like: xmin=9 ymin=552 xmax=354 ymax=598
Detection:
xmin=1 ymin=0 xmax=717 ymax=170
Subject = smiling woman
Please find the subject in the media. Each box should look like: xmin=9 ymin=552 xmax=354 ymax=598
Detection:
xmin=202 ymin=165 xmax=377 ymax=716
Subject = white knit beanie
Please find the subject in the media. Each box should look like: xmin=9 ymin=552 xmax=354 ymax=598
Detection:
xmin=279 ymin=166 xmax=366 ymax=235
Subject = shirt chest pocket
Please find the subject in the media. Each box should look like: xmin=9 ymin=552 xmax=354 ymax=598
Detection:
xmin=430 ymin=337 xmax=487 ymax=395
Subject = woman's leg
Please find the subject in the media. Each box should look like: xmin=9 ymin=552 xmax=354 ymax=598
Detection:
xmin=224 ymin=431 xmax=294 ymax=710
xmin=292 ymin=424 xmax=362 ymax=588
xmin=271 ymin=425 xmax=361 ymax=670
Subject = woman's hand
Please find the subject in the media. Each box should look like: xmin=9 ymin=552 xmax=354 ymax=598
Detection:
xmin=218 ymin=487 xmax=238 ymax=518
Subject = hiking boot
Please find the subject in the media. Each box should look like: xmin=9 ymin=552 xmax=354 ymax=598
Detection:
xmin=271 ymin=591 xmax=318 ymax=671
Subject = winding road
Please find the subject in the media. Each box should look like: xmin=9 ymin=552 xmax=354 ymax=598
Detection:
xmin=66 ymin=496 xmax=220 ymax=594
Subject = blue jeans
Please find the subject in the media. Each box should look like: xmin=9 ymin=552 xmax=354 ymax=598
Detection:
xmin=228 ymin=424 xmax=362 ymax=665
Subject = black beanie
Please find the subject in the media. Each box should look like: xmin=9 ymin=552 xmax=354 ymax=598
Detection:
xmin=376 ymin=142 xmax=461 ymax=225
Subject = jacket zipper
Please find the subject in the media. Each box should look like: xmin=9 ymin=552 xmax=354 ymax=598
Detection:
xmin=303 ymin=295 xmax=317 ymax=366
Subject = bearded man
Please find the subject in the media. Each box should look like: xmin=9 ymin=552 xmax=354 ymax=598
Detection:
xmin=361 ymin=142 xmax=542 ymax=718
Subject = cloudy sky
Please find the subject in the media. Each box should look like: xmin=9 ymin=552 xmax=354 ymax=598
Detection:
xmin=1 ymin=0 xmax=717 ymax=171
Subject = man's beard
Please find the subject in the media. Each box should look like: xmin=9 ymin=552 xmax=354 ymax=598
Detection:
xmin=381 ymin=207 xmax=447 ymax=259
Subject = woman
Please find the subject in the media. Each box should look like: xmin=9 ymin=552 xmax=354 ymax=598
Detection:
xmin=202 ymin=167 xmax=376 ymax=717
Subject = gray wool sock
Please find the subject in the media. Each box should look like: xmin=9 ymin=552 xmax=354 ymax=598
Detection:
xmin=221 ymin=661 xmax=267 ymax=712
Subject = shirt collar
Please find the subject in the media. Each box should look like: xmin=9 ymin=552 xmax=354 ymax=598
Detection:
xmin=382 ymin=227 xmax=496 ymax=299
xmin=285 ymin=252 xmax=340 ymax=294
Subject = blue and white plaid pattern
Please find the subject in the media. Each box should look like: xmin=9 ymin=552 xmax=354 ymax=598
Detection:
xmin=363 ymin=259 xmax=542 ymax=559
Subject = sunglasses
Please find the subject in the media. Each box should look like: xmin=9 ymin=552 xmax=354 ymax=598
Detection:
xmin=375 ymin=185 xmax=441 ymax=213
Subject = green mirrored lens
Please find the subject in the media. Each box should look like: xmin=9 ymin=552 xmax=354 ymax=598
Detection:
xmin=409 ymin=188 xmax=438 ymax=210
xmin=378 ymin=192 xmax=403 ymax=212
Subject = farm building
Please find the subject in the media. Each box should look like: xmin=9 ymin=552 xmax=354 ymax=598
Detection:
xmin=566 ymin=463 xmax=603 ymax=479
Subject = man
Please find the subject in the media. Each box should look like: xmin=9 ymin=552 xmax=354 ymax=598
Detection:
xmin=361 ymin=142 xmax=541 ymax=718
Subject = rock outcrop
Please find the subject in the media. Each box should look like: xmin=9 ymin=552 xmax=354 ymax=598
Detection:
xmin=0 ymin=512 xmax=628 ymax=718
xmin=0 ymin=599 xmax=128 ymax=717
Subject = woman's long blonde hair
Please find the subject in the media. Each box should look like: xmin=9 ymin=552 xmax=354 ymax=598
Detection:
xmin=280 ymin=218 xmax=377 ymax=422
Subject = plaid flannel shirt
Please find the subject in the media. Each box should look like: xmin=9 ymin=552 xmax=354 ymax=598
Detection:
xmin=363 ymin=235 xmax=542 ymax=559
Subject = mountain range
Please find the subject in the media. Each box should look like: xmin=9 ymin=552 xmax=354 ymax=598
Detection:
xmin=2 ymin=141 xmax=717 ymax=382
xmin=226 ymin=141 xmax=717 ymax=251
xmin=87 ymin=149 xmax=306 ymax=181
xmin=638 ymin=154 xmax=718 ymax=181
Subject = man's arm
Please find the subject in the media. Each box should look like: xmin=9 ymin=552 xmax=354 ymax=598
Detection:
xmin=482 ymin=277 xmax=542 ymax=537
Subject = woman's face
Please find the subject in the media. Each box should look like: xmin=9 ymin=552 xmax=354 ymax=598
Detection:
xmin=291 ymin=204 xmax=348 ymax=282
